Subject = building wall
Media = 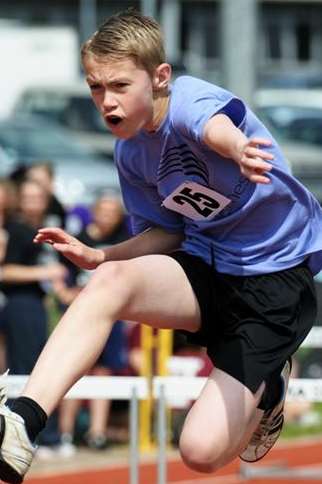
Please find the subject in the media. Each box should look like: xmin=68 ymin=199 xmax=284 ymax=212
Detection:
xmin=1 ymin=0 xmax=322 ymax=85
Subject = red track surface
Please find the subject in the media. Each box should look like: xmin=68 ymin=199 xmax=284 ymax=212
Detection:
xmin=25 ymin=438 xmax=322 ymax=484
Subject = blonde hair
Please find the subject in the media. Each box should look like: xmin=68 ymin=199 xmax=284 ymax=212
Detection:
xmin=81 ymin=9 xmax=166 ymax=77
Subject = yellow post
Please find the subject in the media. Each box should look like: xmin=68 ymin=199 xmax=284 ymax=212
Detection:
xmin=157 ymin=329 xmax=173 ymax=376
xmin=157 ymin=329 xmax=173 ymax=446
xmin=138 ymin=326 xmax=173 ymax=450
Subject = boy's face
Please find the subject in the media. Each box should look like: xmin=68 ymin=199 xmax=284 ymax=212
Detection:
xmin=83 ymin=56 xmax=160 ymax=139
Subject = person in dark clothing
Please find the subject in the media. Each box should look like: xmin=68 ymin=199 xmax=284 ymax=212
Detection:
xmin=26 ymin=162 xmax=66 ymax=229
xmin=1 ymin=179 xmax=67 ymax=454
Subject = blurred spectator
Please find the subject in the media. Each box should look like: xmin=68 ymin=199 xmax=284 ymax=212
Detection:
xmin=26 ymin=162 xmax=66 ymax=229
xmin=0 ymin=179 xmax=16 ymax=264
xmin=0 ymin=178 xmax=17 ymax=373
xmin=53 ymin=194 xmax=129 ymax=453
xmin=0 ymin=178 xmax=67 ymax=456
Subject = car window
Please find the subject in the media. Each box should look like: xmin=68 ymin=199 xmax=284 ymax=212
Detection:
xmin=15 ymin=90 xmax=107 ymax=135
xmin=0 ymin=120 xmax=105 ymax=162
xmin=16 ymin=92 xmax=69 ymax=121
xmin=257 ymin=106 xmax=322 ymax=145
xmin=63 ymin=97 xmax=106 ymax=133
xmin=284 ymin=118 xmax=322 ymax=145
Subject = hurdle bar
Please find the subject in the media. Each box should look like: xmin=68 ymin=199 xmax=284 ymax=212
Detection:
xmin=6 ymin=376 xmax=148 ymax=484
xmin=240 ymin=462 xmax=322 ymax=480
xmin=301 ymin=326 xmax=322 ymax=348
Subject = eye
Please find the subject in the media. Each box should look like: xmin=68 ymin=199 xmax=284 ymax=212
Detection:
xmin=89 ymin=83 xmax=102 ymax=91
xmin=115 ymin=82 xmax=129 ymax=89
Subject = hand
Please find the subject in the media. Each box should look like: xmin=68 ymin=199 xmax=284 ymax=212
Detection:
xmin=238 ymin=137 xmax=274 ymax=184
xmin=34 ymin=227 xmax=105 ymax=270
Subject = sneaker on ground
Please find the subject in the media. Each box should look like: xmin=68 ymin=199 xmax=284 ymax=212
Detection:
xmin=57 ymin=433 xmax=77 ymax=458
xmin=239 ymin=359 xmax=291 ymax=463
xmin=0 ymin=372 xmax=36 ymax=483
xmin=85 ymin=433 xmax=108 ymax=450
xmin=35 ymin=445 xmax=57 ymax=461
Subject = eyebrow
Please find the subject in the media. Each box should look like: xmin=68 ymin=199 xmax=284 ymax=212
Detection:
xmin=87 ymin=76 xmax=131 ymax=85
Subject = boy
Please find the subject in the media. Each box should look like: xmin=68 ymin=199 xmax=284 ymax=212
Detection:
xmin=0 ymin=9 xmax=321 ymax=483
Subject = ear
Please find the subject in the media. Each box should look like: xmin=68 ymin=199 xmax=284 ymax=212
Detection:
xmin=153 ymin=63 xmax=172 ymax=90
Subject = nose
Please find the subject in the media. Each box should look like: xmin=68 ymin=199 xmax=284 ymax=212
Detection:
xmin=102 ymin=90 xmax=118 ymax=113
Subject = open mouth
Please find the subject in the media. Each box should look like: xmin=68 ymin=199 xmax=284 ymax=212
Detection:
xmin=106 ymin=115 xmax=123 ymax=126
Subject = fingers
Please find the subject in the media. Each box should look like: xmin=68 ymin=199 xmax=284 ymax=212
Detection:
xmin=241 ymin=157 xmax=273 ymax=172
xmin=246 ymin=172 xmax=271 ymax=184
xmin=240 ymin=137 xmax=274 ymax=184
xmin=245 ymin=146 xmax=274 ymax=161
xmin=33 ymin=227 xmax=73 ymax=245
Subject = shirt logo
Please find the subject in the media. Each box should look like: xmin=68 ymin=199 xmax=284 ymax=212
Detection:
xmin=162 ymin=181 xmax=231 ymax=221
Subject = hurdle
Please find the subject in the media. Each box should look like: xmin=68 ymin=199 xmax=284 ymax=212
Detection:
xmin=5 ymin=327 xmax=322 ymax=483
xmin=6 ymin=375 xmax=148 ymax=484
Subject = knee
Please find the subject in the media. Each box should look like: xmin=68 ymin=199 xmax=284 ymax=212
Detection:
xmin=87 ymin=261 xmax=126 ymax=290
xmin=84 ymin=261 xmax=130 ymax=307
xmin=179 ymin=431 xmax=224 ymax=473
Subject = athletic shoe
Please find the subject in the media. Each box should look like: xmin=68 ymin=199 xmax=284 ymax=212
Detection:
xmin=85 ymin=432 xmax=108 ymax=450
xmin=239 ymin=359 xmax=291 ymax=463
xmin=57 ymin=433 xmax=77 ymax=458
xmin=0 ymin=372 xmax=36 ymax=483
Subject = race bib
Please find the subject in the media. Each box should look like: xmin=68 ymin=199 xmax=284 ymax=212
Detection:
xmin=162 ymin=181 xmax=231 ymax=221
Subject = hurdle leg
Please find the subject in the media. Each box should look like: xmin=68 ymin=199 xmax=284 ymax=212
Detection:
xmin=158 ymin=383 xmax=167 ymax=484
xmin=130 ymin=386 xmax=139 ymax=484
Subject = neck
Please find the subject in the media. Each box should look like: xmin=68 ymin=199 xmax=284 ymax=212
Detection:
xmin=147 ymin=91 xmax=169 ymax=132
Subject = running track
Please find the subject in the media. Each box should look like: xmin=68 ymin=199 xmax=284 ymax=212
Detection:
xmin=25 ymin=438 xmax=322 ymax=484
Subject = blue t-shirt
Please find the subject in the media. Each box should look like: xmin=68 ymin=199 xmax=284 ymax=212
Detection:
xmin=115 ymin=75 xmax=322 ymax=276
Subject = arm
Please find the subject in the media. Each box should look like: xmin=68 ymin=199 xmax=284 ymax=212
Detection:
xmin=203 ymin=113 xmax=274 ymax=184
xmin=34 ymin=226 xmax=184 ymax=270
xmin=1 ymin=263 xmax=67 ymax=284
xmin=102 ymin=226 xmax=183 ymax=261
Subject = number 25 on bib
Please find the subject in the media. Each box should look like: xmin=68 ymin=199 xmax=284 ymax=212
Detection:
xmin=162 ymin=181 xmax=231 ymax=221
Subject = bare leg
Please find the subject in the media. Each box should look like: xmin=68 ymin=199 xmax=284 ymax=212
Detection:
xmin=179 ymin=367 xmax=264 ymax=473
xmin=59 ymin=399 xmax=81 ymax=436
xmin=22 ymin=255 xmax=201 ymax=414
xmin=87 ymin=366 xmax=111 ymax=440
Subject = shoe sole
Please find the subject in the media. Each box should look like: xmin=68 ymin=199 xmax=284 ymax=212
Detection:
xmin=0 ymin=415 xmax=23 ymax=484
xmin=239 ymin=359 xmax=291 ymax=463
xmin=239 ymin=415 xmax=284 ymax=463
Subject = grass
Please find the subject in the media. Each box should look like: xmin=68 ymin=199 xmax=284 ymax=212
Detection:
xmin=282 ymin=403 xmax=322 ymax=439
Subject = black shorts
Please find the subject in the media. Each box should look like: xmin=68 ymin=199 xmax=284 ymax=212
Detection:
xmin=170 ymin=251 xmax=317 ymax=395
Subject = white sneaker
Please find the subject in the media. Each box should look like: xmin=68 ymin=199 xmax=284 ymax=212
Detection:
xmin=57 ymin=434 xmax=77 ymax=458
xmin=35 ymin=445 xmax=57 ymax=461
xmin=56 ymin=441 xmax=77 ymax=458
xmin=0 ymin=373 xmax=36 ymax=483
xmin=239 ymin=359 xmax=291 ymax=463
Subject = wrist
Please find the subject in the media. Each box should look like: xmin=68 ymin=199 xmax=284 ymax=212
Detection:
xmin=95 ymin=248 xmax=106 ymax=266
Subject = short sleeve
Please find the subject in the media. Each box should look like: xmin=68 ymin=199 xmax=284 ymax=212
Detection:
xmin=171 ymin=77 xmax=246 ymax=144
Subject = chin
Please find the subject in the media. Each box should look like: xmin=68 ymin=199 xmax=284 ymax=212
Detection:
xmin=115 ymin=131 xmax=137 ymax=141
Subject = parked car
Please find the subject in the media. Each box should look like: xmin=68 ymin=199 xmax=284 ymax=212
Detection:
xmin=0 ymin=115 xmax=120 ymax=207
xmin=259 ymin=70 xmax=322 ymax=89
xmin=255 ymin=88 xmax=322 ymax=146
xmin=13 ymin=81 xmax=115 ymax=156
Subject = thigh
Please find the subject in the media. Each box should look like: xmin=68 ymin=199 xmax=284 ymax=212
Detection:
xmin=111 ymin=254 xmax=202 ymax=333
